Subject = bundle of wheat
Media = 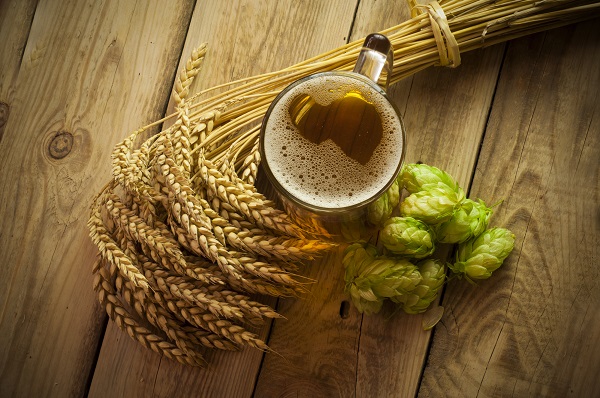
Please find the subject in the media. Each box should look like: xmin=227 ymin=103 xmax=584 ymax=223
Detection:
xmin=89 ymin=0 xmax=600 ymax=366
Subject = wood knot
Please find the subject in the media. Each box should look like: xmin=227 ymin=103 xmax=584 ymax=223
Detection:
xmin=48 ymin=131 xmax=74 ymax=159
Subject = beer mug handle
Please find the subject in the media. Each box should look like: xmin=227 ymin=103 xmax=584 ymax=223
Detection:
xmin=352 ymin=33 xmax=394 ymax=91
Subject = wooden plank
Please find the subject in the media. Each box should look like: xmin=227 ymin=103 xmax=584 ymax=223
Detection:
xmin=347 ymin=4 xmax=435 ymax=394
xmin=352 ymin=2 xmax=507 ymax=397
xmin=419 ymin=21 xmax=600 ymax=397
xmin=88 ymin=2 xmax=359 ymax=397
xmin=0 ymin=0 xmax=37 ymax=140
xmin=357 ymin=12 xmax=510 ymax=397
xmin=0 ymin=1 xmax=194 ymax=396
xmin=247 ymin=0 xmax=506 ymax=396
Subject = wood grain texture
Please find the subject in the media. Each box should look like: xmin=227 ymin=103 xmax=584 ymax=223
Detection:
xmin=164 ymin=0 xmax=356 ymax=116
xmin=254 ymin=250 xmax=363 ymax=397
xmin=0 ymin=0 xmax=37 ymax=142
xmin=419 ymin=21 xmax=600 ymax=398
xmin=89 ymin=2 xmax=358 ymax=398
xmin=89 ymin=311 xmax=274 ymax=398
xmin=0 ymin=0 xmax=37 ymax=98
xmin=0 ymin=1 xmax=194 ymax=396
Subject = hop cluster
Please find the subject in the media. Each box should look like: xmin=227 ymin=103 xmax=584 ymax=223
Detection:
xmin=343 ymin=163 xmax=515 ymax=317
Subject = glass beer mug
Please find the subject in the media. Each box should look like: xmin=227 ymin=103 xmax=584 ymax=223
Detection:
xmin=259 ymin=34 xmax=406 ymax=240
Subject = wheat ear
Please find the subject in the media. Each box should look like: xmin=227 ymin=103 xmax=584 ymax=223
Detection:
xmin=93 ymin=259 xmax=205 ymax=367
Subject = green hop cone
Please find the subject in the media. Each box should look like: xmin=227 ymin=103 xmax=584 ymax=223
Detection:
xmin=400 ymin=184 xmax=465 ymax=224
xmin=367 ymin=179 xmax=400 ymax=226
xmin=400 ymin=163 xmax=461 ymax=194
xmin=343 ymin=242 xmax=382 ymax=314
xmin=435 ymin=199 xmax=493 ymax=244
xmin=343 ymin=242 xmax=378 ymax=277
xmin=449 ymin=227 xmax=515 ymax=281
xmin=343 ymin=243 xmax=422 ymax=314
xmin=380 ymin=216 xmax=435 ymax=259
xmin=367 ymin=257 xmax=422 ymax=298
xmin=392 ymin=259 xmax=446 ymax=314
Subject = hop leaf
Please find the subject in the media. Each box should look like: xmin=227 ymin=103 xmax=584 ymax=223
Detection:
xmin=400 ymin=184 xmax=465 ymax=224
xmin=400 ymin=163 xmax=461 ymax=194
xmin=392 ymin=259 xmax=446 ymax=314
xmin=380 ymin=216 xmax=435 ymax=259
xmin=435 ymin=199 xmax=493 ymax=243
xmin=367 ymin=179 xmax=400 ymax=226
xmin=343 ymin=243 xmax=422 ymax=314
xmin=449 ymin=227 xmax=515 ymax=281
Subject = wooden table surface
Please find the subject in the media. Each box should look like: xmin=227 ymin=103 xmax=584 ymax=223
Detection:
xmin=1 ymin=1 xmax=599 ymax=397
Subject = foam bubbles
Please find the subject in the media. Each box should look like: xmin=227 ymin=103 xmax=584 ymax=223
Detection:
xmin=264 ymin=74 xmax=403 ymax=209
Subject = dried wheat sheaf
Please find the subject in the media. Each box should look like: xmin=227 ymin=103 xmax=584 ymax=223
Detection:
xmin=89 ymin=0 xmax=600 ymax=366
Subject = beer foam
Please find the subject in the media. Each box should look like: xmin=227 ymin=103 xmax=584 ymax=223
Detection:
xmin=263 ymin=73 xmax=403 ymax=209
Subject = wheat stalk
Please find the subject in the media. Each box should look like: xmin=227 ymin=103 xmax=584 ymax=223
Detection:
xmin=89 ymin=0 xmax=600 ymax=366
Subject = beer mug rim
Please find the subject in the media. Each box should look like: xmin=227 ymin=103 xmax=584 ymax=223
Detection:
xmin=259 ymin=70 xmax=406 ymax=216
